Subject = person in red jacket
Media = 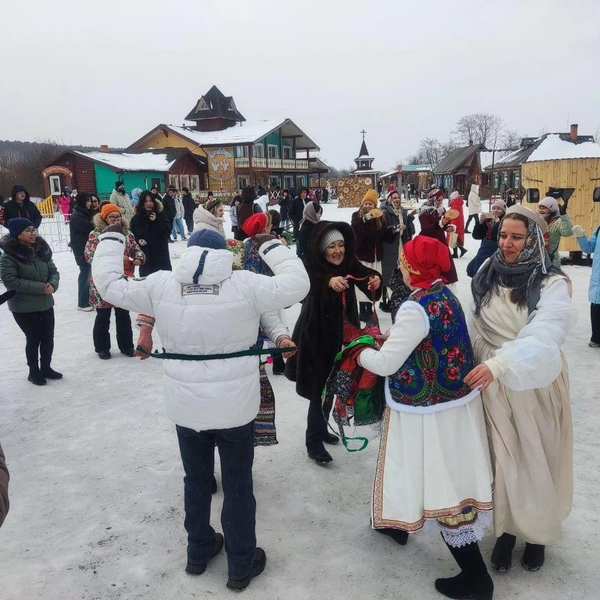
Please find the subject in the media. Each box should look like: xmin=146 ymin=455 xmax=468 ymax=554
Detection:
xmin=447 ymin=191 xmax=467 ymax=258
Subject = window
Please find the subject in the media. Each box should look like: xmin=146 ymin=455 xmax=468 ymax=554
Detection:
xmin=284 ymin=175 xmax=294 ymax=189
xmin=190 ymin=175 xmax=200 ymax=191
xmin=180 ymin=175 xmax=190 ymax=190
xmin=253 ymin=144 xmax=265 ymax=158
xmin=268 ymin=145 xmax=279 ymax=159
xmin=269 ymin=176 xmax=280 ymax=187
xmin=236 ymin=145 xmax=248 ymax=158
xmin=527 ymin=188 xmax=540 ymax=203
xmin=593 ymin=187 xmax=600 ymax=202
xmin=282 ymin=146 xmax=293 ymax=159
xmin=237 ymin=175 xmax=249 ymax=188
xmin=151 ymin=178 xmax=162 ymax=191
xmin=49 ymin=175 xmax=61 ymax=195
xmin=169 ymin=174 xmax=180 ymax=189
xmin=514 ymin=172 xmax=520 ymax=189
xmin=296 ymin=175 xmax=307 ymax=187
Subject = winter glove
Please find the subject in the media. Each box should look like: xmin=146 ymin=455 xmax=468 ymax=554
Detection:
xmin=251 ymin=233 xmax=277 ymax=251
xmin=572 ymin=224 xmax=586 ymax=238
xmin=363 ymin=212 xmax=374 ymax=222
xmin=103 ymin=223 xmax=125 ymax=235
xmin=558 ymin=201 xmax=568 ymax=216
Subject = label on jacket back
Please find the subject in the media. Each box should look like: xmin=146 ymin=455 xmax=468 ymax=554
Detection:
xmin=181 ymin=284 xmax=220 ymax=296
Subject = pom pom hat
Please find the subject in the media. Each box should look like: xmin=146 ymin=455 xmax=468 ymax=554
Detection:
xmin=401 ymin=236 xmax=451 ymax=289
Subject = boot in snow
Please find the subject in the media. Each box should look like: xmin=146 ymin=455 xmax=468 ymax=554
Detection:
xmin=28 ymin=367 xmax=47 ymax=386
xmin=491 ymin=533 xmax=516 ymax=572
xmin=521 ymin=543 xmax=545 ymax=571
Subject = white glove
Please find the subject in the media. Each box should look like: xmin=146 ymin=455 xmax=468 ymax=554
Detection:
xmin=363 ymin=212 xmax=374 ymax=222
xmin=572 ymin=224 xmax=586 ymax=238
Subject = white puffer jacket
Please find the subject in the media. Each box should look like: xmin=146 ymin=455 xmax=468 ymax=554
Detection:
xmin=91 ymin=234 xmax=309 ymax=431
xmin=193 ymin=205 xmax=225 ymax=237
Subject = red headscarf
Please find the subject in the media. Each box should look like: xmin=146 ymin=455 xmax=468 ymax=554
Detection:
xmin=241 ymin=213 xmax=268 ymax=237
xmin=401 ymin=236 xmax=451 ymax=289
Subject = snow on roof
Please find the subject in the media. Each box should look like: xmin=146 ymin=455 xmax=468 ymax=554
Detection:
xmin=527 ymin=134 xmax=600 ymax=162
xmin=75 ymin=151 xmax=177 ymax=172
xmin=357 ymin=154 xmax=374 ymax=160
xmin=169 ymin=120 xmax=284 ymax=146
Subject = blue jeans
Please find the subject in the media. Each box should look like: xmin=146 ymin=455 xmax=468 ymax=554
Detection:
xmin=176 ymin=421 xmax=256 ymax=579
xmin=76 ymin=259 xmax=91 ymax=308
xmin=172 ymin=218 xmax=186 ymax=239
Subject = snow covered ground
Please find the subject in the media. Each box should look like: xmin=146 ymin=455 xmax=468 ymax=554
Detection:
xmin=0 ymin=202 xmax=598 ymax=600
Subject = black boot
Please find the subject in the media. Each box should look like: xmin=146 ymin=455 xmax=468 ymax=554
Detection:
xmin=452 ymin=248 xmax=459 ymax=259
xmin=376 ymin=527 xmax=409 ymax=545
xmin=460 ymin=247 xmax=468 ymax=257
xmin=491 ymin=533 xmax=516 ymax=572
xmin=28 ymin=367 xmax=47 ymax=386
xmin=435 ymin=539 xmax=494 ymax=600
xmin=307 ymin=442 xmax=333 ymax=465
xmin=521 ymin=543 xmax=545 ymax=571
xmin=41 ymin=367 xmax=63 ymax=380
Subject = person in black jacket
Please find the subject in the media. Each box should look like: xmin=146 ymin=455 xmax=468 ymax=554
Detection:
xmin=69 ymin=192 xmax=95 ymax=311
xmin=285 ymin=221 xmax=381 ymax=464
xmin=181 ymin=187 xmax=195 ymax=235
xmin=130 ymin=190 xmax=172 ymax=275
xmin=296 ymin=201 xmax=322 ymax=260
xmin=162 ymin=186 xmax=177 ymax=242
xmin=278 ymin=189 xmax=292 ymax=229
xmin=3 ymin=185 xmax=42 ymax=228
xmin=288 ymin=188 xmax=309 ymax=248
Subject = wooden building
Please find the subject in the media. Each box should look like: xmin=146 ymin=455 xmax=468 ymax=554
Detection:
xmin=43 ymin=148 xmax=206 ymax=199
xmin=381 ymin=164 xmax=433 ymax=196
xmin=127 ymin=85 xmax=327 ymax=199
xmin=517 ymin=128 xmax=600 ymax=252
xmin=433 ymin=143 xmax=485 ymax=195
xmin=337 ymin=135 xmax=379 ymax=207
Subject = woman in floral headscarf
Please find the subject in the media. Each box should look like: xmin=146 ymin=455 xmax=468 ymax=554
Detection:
xmin=358 ymin=235 xmax=493 ymax=600
xmin=467 ymin=205 xmax=576 ymax=575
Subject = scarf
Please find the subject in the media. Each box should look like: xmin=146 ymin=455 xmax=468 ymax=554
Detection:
xmin=472 ymin=211 xmax=554 ymax=315
xmin=300 ymin=202 xmax=320 ymax=227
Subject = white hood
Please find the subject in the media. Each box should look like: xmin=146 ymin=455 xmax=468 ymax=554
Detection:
xmin=173 ymin=246 xmax=233 ymax=285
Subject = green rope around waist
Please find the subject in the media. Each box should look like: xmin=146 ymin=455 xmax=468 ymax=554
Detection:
xmin=136 ymin=345 xmax=296 ymax=361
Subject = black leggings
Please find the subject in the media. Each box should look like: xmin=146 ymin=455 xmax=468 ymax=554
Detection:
xmin=465 ymin=214 xmax=478 ymax=231
xmin=13 ymin=308 xmax=55 ymax=370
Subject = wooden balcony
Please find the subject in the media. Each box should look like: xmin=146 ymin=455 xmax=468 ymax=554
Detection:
xmin=268 ymin=158 xmax=282 ymax=169
xmin=296 ymin=159 xmax=309 ymax=169
xmin=282 ymin=159 xmax=296 ymax=169
xmin=234 ymin=157 xmax=249 ymax=168
xmin=252 ymin=157 xmax=267 ymax=168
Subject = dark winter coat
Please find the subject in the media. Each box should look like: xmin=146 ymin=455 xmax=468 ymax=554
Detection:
xmin=278 ymin=194 xmax=292 ymax=220
xmin=69 ymin=205 xmax=94 ymax=263
xmin=351 ymin=210 xmax=397 ymax=263
xmin=235 ymin=201 xmax=262 ymax=240
xmin=0 ymin=442 xmax=8 ymax=528
xmin=418 ymin=209 xmax=458 ymax=284
xmin=3 ymin=186 xmax=42 ymax=228
xmin=467 ymin=218 xmax=501 ymax=278
xmin=381 ymin=202 xmax=415 ymax=284
xmin=297 ymin=220 xmax=318 ymax=260
xmin=162 ymin=194 xmax=176 ymax=223
xmin=288 ymin=196 xmax=308 ymax=225
xmin=0 ymin=235 xmax=59 ymax=313
xmin=285 ymin=221 xmax=381 ymax=402
xmin=182 ymin=193 xmax=195 ymax=220
xmin=130 ymin=200 xmax=172 ymax=276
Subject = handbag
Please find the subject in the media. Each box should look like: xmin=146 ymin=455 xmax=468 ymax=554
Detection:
xmin=448 ymin=231 xmax=459 ymax=248
xmin=341 ymin=275 xmax=381 ymax=345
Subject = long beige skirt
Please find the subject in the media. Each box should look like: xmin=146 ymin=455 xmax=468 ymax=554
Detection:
xmin=473 ymin=335 xmax=574 ymax=545
xmin=371 ymin=401 xmax=493 ymax=532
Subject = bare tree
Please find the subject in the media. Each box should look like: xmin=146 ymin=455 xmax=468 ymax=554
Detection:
xmin=501 ymin=129 xmax=522 ymax=151
xmin=454 ymin=113 xmax=504 ymax=148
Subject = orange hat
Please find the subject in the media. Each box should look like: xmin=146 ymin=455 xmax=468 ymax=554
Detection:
xmin=242 ymin=213 xmax=270 ymax=237
xmin=362 ymin=189 xmax=378 ymax=204
xmin=401 ymin=236 xmax=451 ymax=289
xmin=100 ymin=203 xmax=121 ymax=221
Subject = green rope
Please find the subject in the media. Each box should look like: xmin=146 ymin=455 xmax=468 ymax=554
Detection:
xmin=136 ymin=345 xmax=296 ymax=361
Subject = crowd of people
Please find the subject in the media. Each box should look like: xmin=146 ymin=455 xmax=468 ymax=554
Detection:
xmin=0 ymin=179 xmax=592 ymax=598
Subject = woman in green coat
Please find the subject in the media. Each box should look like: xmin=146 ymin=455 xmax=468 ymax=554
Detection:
xmin=0 ymin=218 xmax=61 ymax=385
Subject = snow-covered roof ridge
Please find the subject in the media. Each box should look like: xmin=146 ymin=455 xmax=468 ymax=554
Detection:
xmin=74 ymin=150 xmax=177 ymax=172
xmin=169 ymin=120 xmax=285 ymax=146
xmin=527 ymin=134 xmax=600 ymax=162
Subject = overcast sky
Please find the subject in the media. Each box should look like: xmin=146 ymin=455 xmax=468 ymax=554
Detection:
xmin=1 ymin=0 xmax=599 ymax=170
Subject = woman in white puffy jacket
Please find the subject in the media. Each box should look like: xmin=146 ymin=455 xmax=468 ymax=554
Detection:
xmin=467 ymin=205 xmax=576 ymax=575
xmin=90 ymin=226 xmax=309 ymax=589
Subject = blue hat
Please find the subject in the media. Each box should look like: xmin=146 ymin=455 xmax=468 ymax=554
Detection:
xmin=7 ymin=218 xmax=34 ymax=238
xmin=187 ymin=229 xmax=226 ymax=250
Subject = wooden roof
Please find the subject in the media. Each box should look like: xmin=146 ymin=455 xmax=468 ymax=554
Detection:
xmin=184 ymin=85 xmax=246 ymax=124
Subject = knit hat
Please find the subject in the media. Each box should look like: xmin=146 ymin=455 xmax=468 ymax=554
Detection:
xmin=187 ymin=229 xmax=227 ymax=250
xmin=319 ymin=228 xmax=345 ymax=253
xmin=491 ymin=199 xmax=507 ymax=211
xmin=362 ymin=189 xmax=378 ymax=204
xmin=538 ymin=196 xmax=559 ymax=214
xmin=242 ymin=213 xmax=268 ymax=237
xmin=7 ymin=218 xmax=34 ymax=238
xmin=401 ymin=236 xmax=451 ymax=289
xmin=100 ymin=203 xmax=122 ymax=221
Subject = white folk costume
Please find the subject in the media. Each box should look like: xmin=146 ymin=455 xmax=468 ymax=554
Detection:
xmin=360 ymin=235 xmax=494 ymax=600
xmin=471 ymin=205 xmax=576 ymax=565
